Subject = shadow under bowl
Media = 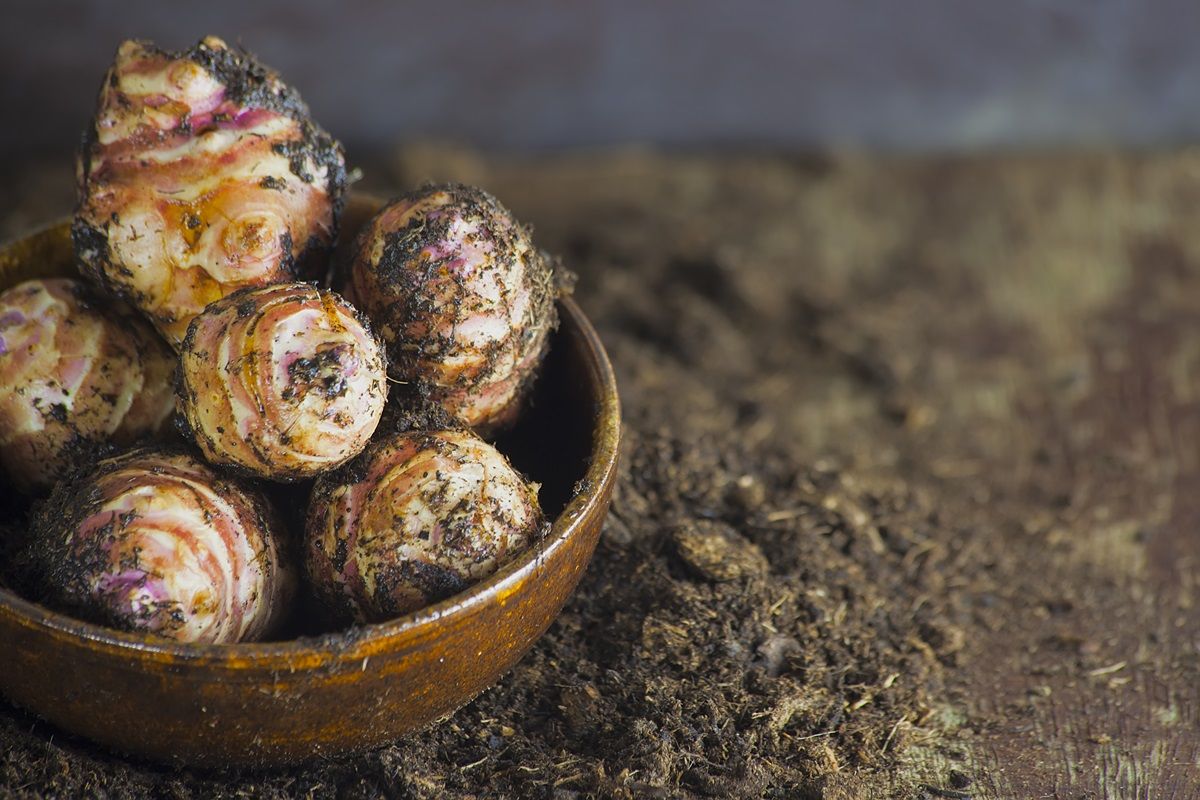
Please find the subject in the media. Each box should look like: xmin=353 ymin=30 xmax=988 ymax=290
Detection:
xmin=0 ymin=194 xmax=620 ymax=768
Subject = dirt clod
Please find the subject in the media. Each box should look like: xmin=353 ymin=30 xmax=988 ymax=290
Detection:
xmin=671 ymin=520 xmax=768 ymax=582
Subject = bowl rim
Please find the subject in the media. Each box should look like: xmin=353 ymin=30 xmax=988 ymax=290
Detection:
xmin=0 ymin=221 xmax=620 ymax=668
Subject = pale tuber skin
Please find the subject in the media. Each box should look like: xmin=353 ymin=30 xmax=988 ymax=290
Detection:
xmin=0 ymin=278 xmax=176 ymax=494
xmin=347 ymin=184 xmax=558 ymax=432
xmin=177 ymin=283 xmax=388 ymax=481
xmin=306 ymin=428 xmax=545 ymax=622
xmin=73 ymin=36 xmax=346 ymax=347
xmin=28 ymin=448 xmax=295 ymax=644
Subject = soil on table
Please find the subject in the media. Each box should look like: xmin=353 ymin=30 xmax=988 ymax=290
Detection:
xmin=1 ymin=145 xmax=1198 ymax=798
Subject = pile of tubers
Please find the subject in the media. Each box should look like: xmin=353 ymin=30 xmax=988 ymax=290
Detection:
xmin=0 ymin=37 xmax=564 ymax=644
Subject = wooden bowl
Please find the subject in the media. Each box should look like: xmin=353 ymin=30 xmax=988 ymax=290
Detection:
xmin=0 ymin=194 xmax=620 ymax=768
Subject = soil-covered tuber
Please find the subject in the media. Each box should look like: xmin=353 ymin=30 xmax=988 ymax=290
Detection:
xmin=347 ymin=184 xmax=557 ymax=432
xmin=28 ymin=448 xmax=294 ymax=643
xmin=74 ymin=36 xmax=346 ymax=346
xmin=306 ymin=428 xmax=544 ymax=622
xmin=177 ymin=283 xmax=387 ymax=481
xmin=0 ymin=278 xmax=175 ymax=494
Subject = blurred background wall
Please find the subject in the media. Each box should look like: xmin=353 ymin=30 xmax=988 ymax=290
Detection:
xmin=2 ymin=0 xmax=1200 ymax=170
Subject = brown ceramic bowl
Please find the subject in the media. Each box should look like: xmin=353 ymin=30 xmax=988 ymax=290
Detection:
xmin=0 ymin=194 xmax=620 ymax=768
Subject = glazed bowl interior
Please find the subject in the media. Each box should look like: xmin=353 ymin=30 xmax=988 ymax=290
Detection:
xmin=0 ymin=193 xmax=620 ymax=767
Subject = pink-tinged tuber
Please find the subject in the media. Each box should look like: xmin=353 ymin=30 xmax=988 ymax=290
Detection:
xmin=347 ymin=184 xmax=557 ymax=432
xmin=306 ymin=428 xmax=545 ymax=622
xmin=74 ymin=36 xmax=346 ymax=346
xmin=0 ymin=278 xmax=175 ymax=494
xmin=177 ymin=283 xmax=387 ymax=481
xmin=29 ymin=448 xmax=294 ymax=643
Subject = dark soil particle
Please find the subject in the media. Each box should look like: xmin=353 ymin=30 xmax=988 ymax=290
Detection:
xmin=4 ymin=145 xmax=1200 ymax=796
xmin=286 ymin=343 xmax=352 ymax=400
